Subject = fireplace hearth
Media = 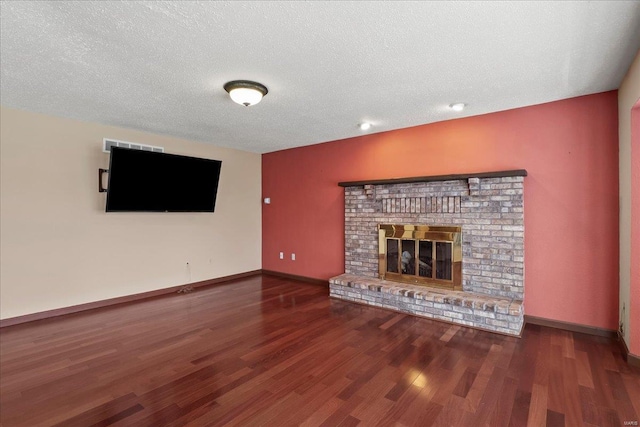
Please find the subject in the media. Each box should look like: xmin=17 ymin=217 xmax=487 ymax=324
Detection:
xmin=330 ymin=170 xmax=526 ymax=336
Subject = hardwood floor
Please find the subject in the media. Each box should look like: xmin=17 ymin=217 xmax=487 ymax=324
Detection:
xmin=1 ymin=274 xmax=638 ymax=426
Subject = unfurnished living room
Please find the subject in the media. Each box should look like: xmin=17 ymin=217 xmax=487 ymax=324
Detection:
xmin=1 ymin=1 xmax=640 ymax=426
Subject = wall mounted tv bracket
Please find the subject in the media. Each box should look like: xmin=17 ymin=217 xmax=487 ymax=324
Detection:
xmin=99 ymin=169 xmax=108 ymax=193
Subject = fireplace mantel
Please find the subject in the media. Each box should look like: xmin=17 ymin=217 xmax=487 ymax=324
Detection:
xmin=338 ymin=169 xmax=527 ymax=187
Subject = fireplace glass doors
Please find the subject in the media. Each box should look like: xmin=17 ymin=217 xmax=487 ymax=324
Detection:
xmin=379 ymin=224 xmax=462 ymax=290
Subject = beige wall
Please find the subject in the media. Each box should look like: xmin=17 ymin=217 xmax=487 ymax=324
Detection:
xmin=0 ymin=107 xmax=262 ymax=319
xmin=619 ymin=50 xmax=640 ymax=350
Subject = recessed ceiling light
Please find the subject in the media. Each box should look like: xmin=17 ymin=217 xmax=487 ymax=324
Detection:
xmin=359 ymin=122 xmax=372 ymax=131
xmin=449 ymin=103 xmax=466 ymax=112
xmin=223 ymin=80 xmax=268 ymax=107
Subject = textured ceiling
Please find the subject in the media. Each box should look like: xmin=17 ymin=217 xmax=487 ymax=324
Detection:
xmin=1 ymin=1 xmax=639 ymax=154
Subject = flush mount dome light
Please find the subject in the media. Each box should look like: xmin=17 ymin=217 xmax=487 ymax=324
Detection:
xmin=359 ymin=122 xmax=372 ymax=131
xmin=449 ymin=103 xmax=466 ymax=112
xmin=223 ymin=80 xmax=268 ymax=106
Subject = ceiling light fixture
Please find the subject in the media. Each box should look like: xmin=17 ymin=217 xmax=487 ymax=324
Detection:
xmin=359 ymin=122 xmax=372 ymax=131
xmin=223 ymin=80 xmax=268 ymax=107
xmin=449 ymin=103 xmax=466 ymax=112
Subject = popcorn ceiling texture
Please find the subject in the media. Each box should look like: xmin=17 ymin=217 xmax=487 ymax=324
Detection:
xmin=331 ymin=175 xmax=525 ymax=336
xmin=1 ymin=2 xmax=639 ymax=153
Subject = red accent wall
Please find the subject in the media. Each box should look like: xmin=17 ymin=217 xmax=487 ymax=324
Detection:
xmin=262 ymin=92 xmax=619 ymax=330
xmin=631 ymin=101 xmax=640 ymax=355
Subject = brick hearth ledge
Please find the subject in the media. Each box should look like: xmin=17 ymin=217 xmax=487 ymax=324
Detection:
xmin=329 ymin=273 xmax=524 ymax=336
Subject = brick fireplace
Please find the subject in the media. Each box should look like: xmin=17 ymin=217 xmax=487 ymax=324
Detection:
xmin=329 ymin=170 xmax=526 ymax=336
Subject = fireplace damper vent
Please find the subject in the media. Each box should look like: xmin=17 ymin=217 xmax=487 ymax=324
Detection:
xmin=378 ymin=224 xmax=462 ymax=290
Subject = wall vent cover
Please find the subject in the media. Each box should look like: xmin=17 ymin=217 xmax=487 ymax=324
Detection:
xmin=103 ymin=138 xmax=164 ymax=154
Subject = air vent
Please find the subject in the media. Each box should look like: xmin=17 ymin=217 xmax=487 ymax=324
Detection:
xmin=103 ymin=138 xmax=164 ymax=154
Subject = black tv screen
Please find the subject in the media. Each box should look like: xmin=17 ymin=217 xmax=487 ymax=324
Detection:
xmin=105 ymin=147 xmax=222 ymax=212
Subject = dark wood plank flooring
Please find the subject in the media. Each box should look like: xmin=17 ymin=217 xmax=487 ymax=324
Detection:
xmin=1 ymin=274 xmax=639 ymax=426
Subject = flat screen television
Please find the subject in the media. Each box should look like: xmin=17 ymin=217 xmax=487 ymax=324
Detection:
xmin=105 ymin=147 xmax=222 ymax=212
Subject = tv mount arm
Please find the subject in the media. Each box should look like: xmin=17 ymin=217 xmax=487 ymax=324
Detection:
xmin=99 ymin=168 xmax=108 ymax=193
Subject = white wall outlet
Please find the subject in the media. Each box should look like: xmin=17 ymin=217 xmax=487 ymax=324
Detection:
xmin=279 ymin=252 xmax=284 ymax=259
xmin=291 ymin=253 xmax=296 ymax=261
xmin=264 ymin=197 xmax=271 ymax=204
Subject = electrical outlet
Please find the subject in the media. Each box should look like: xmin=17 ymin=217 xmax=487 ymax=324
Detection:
xmin=279 ymin=252 xmax=284 ymax=259
xmin=291 ymin=253 xmax=296 ymax=261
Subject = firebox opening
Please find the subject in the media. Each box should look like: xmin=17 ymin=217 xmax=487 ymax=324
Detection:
xmin=379 ymin=224 xmax=462 ymax=290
